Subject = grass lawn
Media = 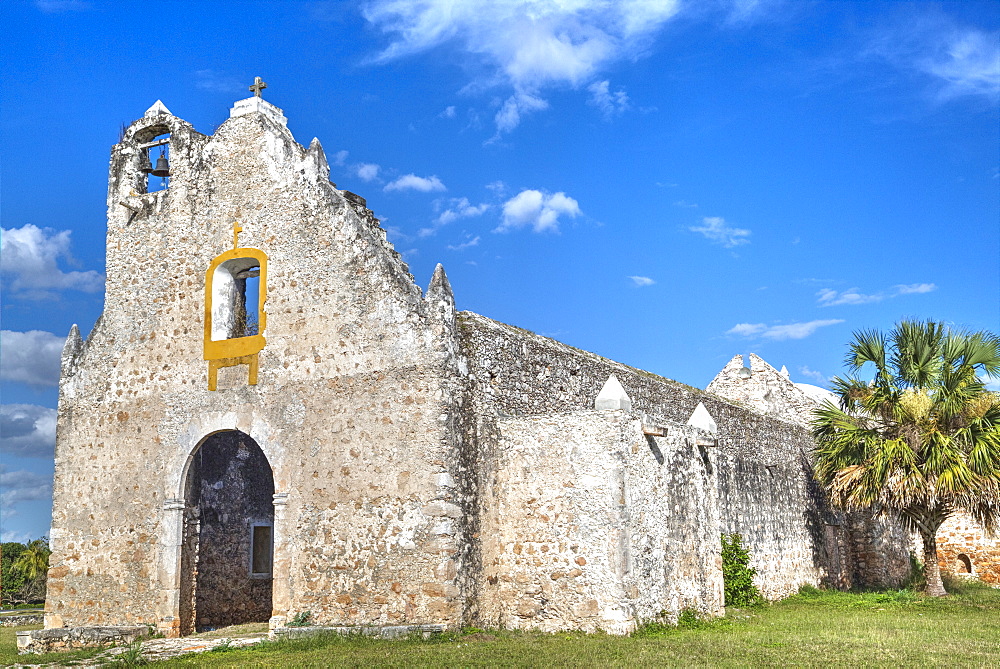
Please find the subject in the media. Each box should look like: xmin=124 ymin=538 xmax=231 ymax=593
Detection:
xmin=0 ymin=623 xmax=108 ymax=667
xmin=4 ymin=580 xmax=998 ymax=667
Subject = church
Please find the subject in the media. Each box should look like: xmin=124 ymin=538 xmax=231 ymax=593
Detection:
xmin=41 ymin=83 xmax=920 ymax=641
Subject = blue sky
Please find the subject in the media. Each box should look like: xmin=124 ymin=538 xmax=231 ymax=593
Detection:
xmin=1 ymin=0 xmax=998 ymax=543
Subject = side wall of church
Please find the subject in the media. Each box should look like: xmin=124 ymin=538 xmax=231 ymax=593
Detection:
xmin=47 ymin=103 xmax=468 ymax=632
xmin=474 ymin=411 xmax=723 ymax=633
xmin=457 ymin=312 xmax=908 ymax=599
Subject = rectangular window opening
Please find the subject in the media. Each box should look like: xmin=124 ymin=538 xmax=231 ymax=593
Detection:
xmin=251 ymin=524 xmax=273 ymax=576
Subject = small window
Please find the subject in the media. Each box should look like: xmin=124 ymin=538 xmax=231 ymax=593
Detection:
xmin=957 ymin=553 xmax=973 ymax=574
xmin=211 ymin=258 xmax=262 ymax=340
xmin=251 ymin=524 xmax=273 ymax=576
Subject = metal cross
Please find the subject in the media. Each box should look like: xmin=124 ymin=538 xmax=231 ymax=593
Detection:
xmin=232 ymin=220 xmax=243 ymax=250
xmin=249 ymin=77 xmax=267 ymax=98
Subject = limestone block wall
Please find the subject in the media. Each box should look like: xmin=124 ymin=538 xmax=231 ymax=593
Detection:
xmin=47 ymin=99 xmax=467 ymax=632
xmin=934 ymin=514 xmax=1000 ymax=585
xmin=476 ymin=410 xmax=722 ymax=633
xmin=457 ymin=313 xmax=908 ymax=597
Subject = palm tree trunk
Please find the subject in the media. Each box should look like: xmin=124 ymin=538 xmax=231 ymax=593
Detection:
xmin=920 ymin=530 xmax=948 ymax=597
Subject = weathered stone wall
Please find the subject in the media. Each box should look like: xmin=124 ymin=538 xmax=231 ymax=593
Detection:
xmin=48 ymin=99 xmax=467 ymax=634
xmin=475 ymin=410 xmax=722 ymax=633
xmin=457 ymin=312 xmax=907 ymax=598
xmin=935 ymin=514 xmax=1000 ymax=585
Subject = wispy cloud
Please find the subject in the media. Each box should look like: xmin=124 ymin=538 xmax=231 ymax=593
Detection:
xmin=447 ymin=235 xmax=481 ymax=251
xmin=587 ymin=80 xmax=630 ymax=119
xmin=629 ymin=276 xmax=655 ymax=287
xmin=332 ymin=150 xmax=349 ymax=166
xmin=727 ymin=319 xmax=845 ymax=340
xmin=1 ymin=330 xmax=64 ymax=387
xmin=0 ymin=404 xmax=57 ymax=458
xmin=496 ymin=189 xmax=581 ymax=233
xmin=194 ymin=69 xmax=244 ymax=93
xmin=0 ymin=464 xmax=53 ymax=522
xmin=384 ymin=174 xmax=447 ymax=193
xmin=420 ymin=197 xmax=490 ymax=236
xmin=363 ymin=0 xmax=681 ymax=133
xmin=673 ymin=200 xmax=698 ymax=208
xmin=440 ymin=105 xmax=457 ymax=119
xmin=799 ymin=366 xmax=830 ymax=385
xmin=866 ymin=14 xmax=999 ymax=102
xmin=35 ymin=0 xmax=90 ymax=12
xmin=689 ymin=216 xmax=751 ymax=248
xmin=0 ymin=225 xmax=104 ymax=299
xmin=817 ymin=282 xmax=936 ymax=306
xmin=356 ymin=163 xmax=381 ymax=181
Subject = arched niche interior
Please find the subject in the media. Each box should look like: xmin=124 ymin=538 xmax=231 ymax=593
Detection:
xmin=179 ymin=430 xmax=274 ymax=633
xmin=957 ymin=553 xmax=974 ymax=574
xmin=132 ymin=123 xmax=172 ymax=194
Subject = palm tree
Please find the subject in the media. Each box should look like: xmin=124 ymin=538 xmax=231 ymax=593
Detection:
xmin=812 ymin=319 xmax=1000 ymax=596
xmin=12 ymin=538 xmax=50 ymax=582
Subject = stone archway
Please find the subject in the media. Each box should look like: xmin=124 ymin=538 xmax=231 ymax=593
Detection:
xmin=179 ymin=430 xmax=274 ymax=633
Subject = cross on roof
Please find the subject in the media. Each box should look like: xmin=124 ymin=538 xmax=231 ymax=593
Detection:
xmin=249 ymin=77 xmax=267 ymax=98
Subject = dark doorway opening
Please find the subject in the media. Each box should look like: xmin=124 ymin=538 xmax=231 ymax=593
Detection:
xmin=179 ymin=430 xmax=274 ymax=633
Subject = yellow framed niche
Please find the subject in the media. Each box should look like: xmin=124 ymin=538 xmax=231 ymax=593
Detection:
xmin=204 ymin=221 xmax=268 ymax=390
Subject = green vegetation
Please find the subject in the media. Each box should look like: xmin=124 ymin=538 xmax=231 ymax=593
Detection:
xmin=2 ymin=579 xmax=987 ymax=667
xmin=0 ymin=624 xmax=106 ymax=667
xmin=812 ymin=319 xmax=1000 ymax=596
xmin=1 ymin=537 xmax=50 ymax=607
xmin=720 ymin=533 xmax=763 ymax=607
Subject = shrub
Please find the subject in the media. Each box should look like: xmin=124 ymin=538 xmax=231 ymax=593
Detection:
xmin=721 ymin=533 xmax=762 ymax=607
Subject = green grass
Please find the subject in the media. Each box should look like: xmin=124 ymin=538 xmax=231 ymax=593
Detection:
xmin=0 ymin=624 xmax=108 ymax=667
xmin=4 ymin=580 xmax=999 ymax=667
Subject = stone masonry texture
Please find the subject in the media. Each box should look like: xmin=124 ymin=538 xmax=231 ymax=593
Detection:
xmin=39 ymin=93 xmax=991 ymax=651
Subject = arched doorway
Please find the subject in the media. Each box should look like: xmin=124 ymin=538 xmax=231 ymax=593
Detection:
xmin=179 ymin=430 xmax=274 ymax=633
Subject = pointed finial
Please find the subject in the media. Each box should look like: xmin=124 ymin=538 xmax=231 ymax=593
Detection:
xmin=687 ymin=402 xmax=718 ymax=434
xmin=144 ymin=100 xmax=172 ymax=117
xmin=595 ymin=375 xmax=632 ymax=411
xmin=249 ymin=77 xmax=268 ymax=98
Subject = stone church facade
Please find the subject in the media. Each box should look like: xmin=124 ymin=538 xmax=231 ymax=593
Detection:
xmin=46 ymin=90 xmax=970 ymax=640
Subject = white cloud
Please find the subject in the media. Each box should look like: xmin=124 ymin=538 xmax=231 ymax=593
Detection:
xmin=799 ymin=366 xmax=830 ymax=384
xmin=384 ymin=174 xmax=447 ymax=193
xmin=817 ymin=282 xmax=937 ymax=306
xmin=494 ymin=92 xmax=549 ymax=135
xmin=35 ymin=0 xmax=90 ymax=11
xmin=447 ymin=236 xmax=481 ymax=251
xmin=894 ymin=282 xmax=936 ymax=295
xmin=629 ymin=276 xmax=655 ymax=287
xmin=332 ymin=150 xmax=349 ymax=166
xmin=980 ymin=374 xmax=1000 ymax=393
xmin=420 ymin=198 xmax=491 ymax=236
xmin=867 ymin=15 xmax=999 ymax=102
xmin=496 ymin=189 xmax=581 ymax=233
xmin=194 ymin=69 xmax=243 ymax=93
xmin=0 ymin=330 xmax=64 ymax=387
xmin=0 ymin=405 xmax=57 ymax=458
xmin=727 ymin=319 xmax=844 ymax=341
xmin=689 ymin=216 xmax=751 ymax=248
xmin=0 ymin=464 xmax=53 ymax=521
xmin=1 ymin=225 xmax=104 ymax=299
xmin=918 ymin=27 xmax=999 ymax=100
xmin=587 ymin=80 xmax=630 ymax=118
xmin=440 ymin=105 xmax=457 ymax=118
xmin=363 ymin=0 xmax=682 ymax=133
xmin=356 ymin=163 xmax=381 ymax=181
xmin=673 ymin=200 xmax=698 ymax=208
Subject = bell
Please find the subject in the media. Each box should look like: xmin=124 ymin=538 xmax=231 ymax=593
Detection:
xmin=139 ymin=152 xmax=153 ymax=174
xmin=151 ymin=153 xmax=171 ymax=177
